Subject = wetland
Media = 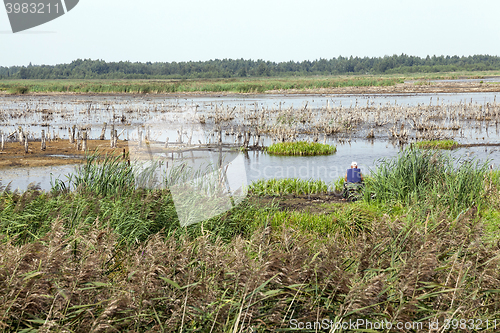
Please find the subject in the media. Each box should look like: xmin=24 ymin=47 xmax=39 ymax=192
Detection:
xmin=2 ymin=77 xmax=500 ymax=331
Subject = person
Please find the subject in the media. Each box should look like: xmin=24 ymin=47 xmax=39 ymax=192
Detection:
xmin=343 ymin=162 xmax=364 ymax=200
xmin=345 ymin=161 xmax=363 ymax=183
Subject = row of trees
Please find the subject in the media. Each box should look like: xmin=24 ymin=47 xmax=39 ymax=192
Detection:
xmin=1 ymin=54 xmax=499 ymax=80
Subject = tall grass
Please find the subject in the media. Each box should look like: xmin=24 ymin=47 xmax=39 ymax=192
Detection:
xmin=249 ymin=178 xmax=329 ymax=196
xmin=3 ymin=150 xmax=500 ymax=330
xmin=1 ymin=198 xmax=500 ymax=331
xmin=270 ymin=203 xmax=374 ymax=238
xmin=365 ymin=148 xmax=488 ymax=216
xmin=0 ymin=76 xmax=403 ymax=94
xmin=52 ymin=151 xmax=135 ymax=196
xmin=267 ymin=141 xmax=336 ymax=156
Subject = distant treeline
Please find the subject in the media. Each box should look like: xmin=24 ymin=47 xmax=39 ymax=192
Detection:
xmin=1 ymin=54 xmax=499 ymax=80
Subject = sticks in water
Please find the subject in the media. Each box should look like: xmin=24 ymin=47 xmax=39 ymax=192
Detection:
xmin=82 ymin=130 xmax=87 ymax=151
xmin=100 ymin=122 xmax=107 ymax=140
xmin=41 ymin=129 xmax=46 ymax=151
xmin=24 ymin=134 xmax=28 ymax=153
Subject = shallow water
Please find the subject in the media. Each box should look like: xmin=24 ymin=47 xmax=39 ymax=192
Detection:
xmin=3 ymin=140 xmax=500 ymax=192
xmin=2 ymin=92 xmax=500 ymax=156
xmin=3 ymin=92 xmax=500 ymax=191
xmin=1 ymin=92 xmax=499 ymax=140
xmin=0 ymin=164 xmax=76 ymax=191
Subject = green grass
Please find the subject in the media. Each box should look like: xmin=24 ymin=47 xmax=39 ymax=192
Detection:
xmin=0 ymin=76 xmax=404 ymax=94
xmin=269 ymin=202 xmax=375 ymax=238
xmin=2 ymin=71 xmax=500 ymax=95
xmin=52 ymin=151 xmax=135 ymax=196
xmin=365 ymin=148 xmax=488 ymax=216
xmin=266 ymin=141 xmax=336 ymax=156
xmin=248 ymin=178 xmax=330 ymax=196
xmin=413 ymin=139 xmax=459 ymax=149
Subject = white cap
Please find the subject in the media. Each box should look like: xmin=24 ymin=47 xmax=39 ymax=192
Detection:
xmin=351 ymin=161 xmax=357 ymax=167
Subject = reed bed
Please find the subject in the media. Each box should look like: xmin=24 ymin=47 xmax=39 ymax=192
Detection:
xmin=1 ymin=189 xmax=500 ymax=331
xmin=1 ymin=149 xmax=500 ymax=331
xmin=266 ymin=141 xmax=336 ymax=156
xmin=249 ymin=178 xmax=330 ymax=196
xmin=365 ymin=148 xmax=488 ymax=216
xmin=0 ymin=77 xmax=403 ymax=95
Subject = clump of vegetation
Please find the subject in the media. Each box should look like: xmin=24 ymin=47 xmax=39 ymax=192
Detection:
xmin=52 ymin=151 xmax=135 ymax=196
xmin=249 ymin=178 xmax=329 ymax=196
xmin=365 ymin=148 xmax=487 ymax=216
xmin=266 ymin=141 xmax=336 ymax=156
xmin=6 ymin=85 xmax=29 ymax=94
xmin=333 ymin=176 xmax=345 ymax=192
xmin=414 ymin=139 xmax=459 ymax=149
xmin=269 ymin=203 xmax=375 ymax=238
xmin=413 ymin=80 xmax=434 ymax=86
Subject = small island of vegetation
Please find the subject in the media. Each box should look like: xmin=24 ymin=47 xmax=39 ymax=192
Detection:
xmin=266 ymin=141 xmax=337 ymax=156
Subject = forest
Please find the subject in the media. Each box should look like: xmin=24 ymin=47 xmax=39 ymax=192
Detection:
xmin=1 ymin=54 xmax=499 ymax=80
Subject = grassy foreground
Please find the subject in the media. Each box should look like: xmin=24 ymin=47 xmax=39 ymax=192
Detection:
xmin=1 ymin=149 xmax=500 ymax=331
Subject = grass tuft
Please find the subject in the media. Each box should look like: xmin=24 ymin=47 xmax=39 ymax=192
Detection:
xmin=365 ymin=148 xmax=488 ymax=216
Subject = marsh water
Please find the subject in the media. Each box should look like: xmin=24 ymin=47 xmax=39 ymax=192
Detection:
xmin=2 ymin=92 xmax=500 ymax=191
xmin=2 ymin=140 xmax=499 ymax=192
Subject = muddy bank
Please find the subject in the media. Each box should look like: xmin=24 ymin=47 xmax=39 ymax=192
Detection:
xmin=267 ymin=81 xmax=500 ymax=95
xmin=0 ymin=139 xmax=128 ymax=168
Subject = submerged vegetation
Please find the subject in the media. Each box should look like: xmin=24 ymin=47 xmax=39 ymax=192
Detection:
xmin=266 ymin=141 xmax=337 ymax=156
xmin=1 ymin=149 xmax=500 ymax=331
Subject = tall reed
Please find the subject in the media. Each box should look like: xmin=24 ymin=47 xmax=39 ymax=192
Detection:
xmin=52 ymin=151 xmax=135 ymax=196
xmin=365 ymin=148 xmax=488 ymax=215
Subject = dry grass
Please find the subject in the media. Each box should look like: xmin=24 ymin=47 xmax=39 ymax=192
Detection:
xmin=1 ymin=153 xmax=499 ymax=331
xmin=1 ymin=205 xmax=500 ymax=332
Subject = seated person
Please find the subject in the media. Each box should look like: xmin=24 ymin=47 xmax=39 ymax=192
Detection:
xmin=343 ymin=162 xmax=363 ymax=199
xmin=345 ymin=161 xmax=363 ymax=183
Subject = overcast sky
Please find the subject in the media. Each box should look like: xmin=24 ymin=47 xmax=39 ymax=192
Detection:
xmin=1 ymin=0 xmax=499 ymax=67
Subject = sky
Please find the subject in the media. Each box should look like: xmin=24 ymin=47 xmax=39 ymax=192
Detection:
xmin=1 ymin=0 xmax=500 ymax=67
